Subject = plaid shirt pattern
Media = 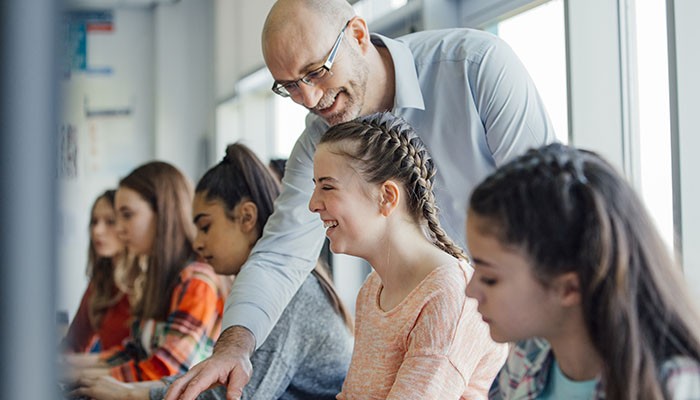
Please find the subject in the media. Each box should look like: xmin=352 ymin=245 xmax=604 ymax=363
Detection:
xmin=103 ymin=262 xmax=225 ymax=382
xmin=489 ymin=338 xmax=700 ymax=399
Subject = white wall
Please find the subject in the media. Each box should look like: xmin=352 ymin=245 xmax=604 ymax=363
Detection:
xmin=154 ymin=0 xmax=215 ymax=180
xmin=215 ymin=0 xmax=275 ymax=102
xmin=59 ymin=0 xmax=218 ymax=318
xmin=58 ymin=7 xmax=155 ymax=318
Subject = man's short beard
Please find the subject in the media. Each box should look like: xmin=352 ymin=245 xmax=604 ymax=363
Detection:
xmin=318 ymin=57 xmax=369 ymax=126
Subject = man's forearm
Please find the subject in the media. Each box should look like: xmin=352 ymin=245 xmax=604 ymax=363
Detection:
xmin=214 ymin=326 xmax=256 ymax=358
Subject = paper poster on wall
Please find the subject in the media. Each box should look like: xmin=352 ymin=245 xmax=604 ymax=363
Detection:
xmin=86 ymin=116 xmax=138 ymax=176
xmin=82 ymin=85 xmax=140 ymax=177
xmin=63 ymin=10 xmax=114 ymax=78
xmin=58 ymin=124 xmax=78 ymax=179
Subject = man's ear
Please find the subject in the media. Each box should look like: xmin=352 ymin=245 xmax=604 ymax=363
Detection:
xmin=378 ymin=180 xmax=400 ymax=217
xmin=553 ymin=272 xmax=581 ymax=307
xmin=238 ymin=201 xmax=258 ymax=233
xmin=347 ymin=16 xmax=371 ymax=53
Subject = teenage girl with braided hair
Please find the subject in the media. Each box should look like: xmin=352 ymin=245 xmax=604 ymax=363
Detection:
xmin=309 ymin=111 xmax=507 ymax=399
xmin=466 ymin=143 xmax=700 ymax=399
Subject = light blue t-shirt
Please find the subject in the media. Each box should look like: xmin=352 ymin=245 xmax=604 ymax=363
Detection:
xmin=539 ymin=360 xmax=597 ymax=400
xmin=224 ymin=28 xmax=556 ymax=346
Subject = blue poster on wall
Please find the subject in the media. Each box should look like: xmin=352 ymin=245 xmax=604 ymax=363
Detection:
xmin=63 ymin=10 xmax=113 ymax=77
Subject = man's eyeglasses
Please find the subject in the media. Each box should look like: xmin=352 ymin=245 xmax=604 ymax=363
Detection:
xmin=271 ymin=20 xmax=351 ymax=98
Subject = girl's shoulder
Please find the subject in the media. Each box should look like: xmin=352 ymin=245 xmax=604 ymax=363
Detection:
xmin=419 ymin=259 xmax=471 ymax=295
xmin=659 ymin=355 xmax=700 ymax=399
xmin=395 ymin=259 xmax=471 ymax=315
xmin=289 ymin=274 xmax=331 ymax=309
xmin=177 ymin=261 xmax=226 ymax=294
xmin=489 ymin=339 xmax=554 ymax=398
xmin=288 ymin=273 xmax=347 ymax=326
xmin=178 ymin=261 xmax=217 ymax=280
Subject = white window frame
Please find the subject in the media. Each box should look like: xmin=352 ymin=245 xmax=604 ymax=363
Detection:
xmin=668 ymin=0 xmax=700 ymax=301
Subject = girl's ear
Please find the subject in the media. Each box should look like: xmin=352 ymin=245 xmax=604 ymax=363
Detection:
xmin=379 ymin=180 xmax=400 ymax=217
xmin=237 ymin=201 xmax=258 ymax=233
xmin=553 ymin=272 xmax=582 ymax=307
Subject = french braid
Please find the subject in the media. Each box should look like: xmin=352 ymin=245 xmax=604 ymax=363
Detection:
xmin=320 ymin=111 xmax=466 ymax=260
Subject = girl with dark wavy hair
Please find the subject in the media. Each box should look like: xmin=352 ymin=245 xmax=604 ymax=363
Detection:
xmin=64 ymin=161 xmax=227 ymax=385
xmin=467 ymin=143 xmax=700 ymax=399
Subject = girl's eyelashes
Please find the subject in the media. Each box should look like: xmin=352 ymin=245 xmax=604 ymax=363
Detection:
xmin=479 ymin=276 xmax=498 ymax=286
xmin=196 ymin=223 xmax=210 ymax=233
xmin=321 ymin=185 xmax=334 ymax=191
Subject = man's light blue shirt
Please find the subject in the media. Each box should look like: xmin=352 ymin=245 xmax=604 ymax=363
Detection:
xmin=223 ymin=28 xmax=555 ymax=346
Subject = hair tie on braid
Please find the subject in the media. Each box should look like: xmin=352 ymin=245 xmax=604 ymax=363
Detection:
xmin=222 ymin=154 xmax=233 ymax=164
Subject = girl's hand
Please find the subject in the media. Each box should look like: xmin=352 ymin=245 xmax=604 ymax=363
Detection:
xmin=59 ymin=364 xmax=111 ymax=386
xmin=68 ymin=376 xmax=153 ymax=400
xmin=62 ymin=353 xmax=103 ymax=368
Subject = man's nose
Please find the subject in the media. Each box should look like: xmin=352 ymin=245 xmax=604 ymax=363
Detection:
xmin=295 ymin=83 xmax=323 ymax=109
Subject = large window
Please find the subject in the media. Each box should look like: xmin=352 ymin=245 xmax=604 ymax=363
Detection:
xmin=485 ymin=0 xmax=568 ymax=143
xmin=634 ymin=0 xmax=674 ymax=251
xmin=273 ymin=96 xmax=307 ymax=158
xmin=353 ymin=0 xmax=408 ymax=23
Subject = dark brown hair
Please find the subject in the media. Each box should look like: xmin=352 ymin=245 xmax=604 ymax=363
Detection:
xmin=470 ymin=143 xmax=700 ymax=399
xmin=319 ymin=111 xmax=466 ymax=260
xmin=119 ymin=161 xmax=196 ymax=320
xmin=197 ymin=143 xmax=353 ymax=332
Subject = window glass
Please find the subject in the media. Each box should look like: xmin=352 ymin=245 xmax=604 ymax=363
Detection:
xmin=485 ymin=0 xmax=569 ymax=144
xmin=273 ymin=96 xmax=307 ymax=158
xmin=634 ymin=0 xmax=674 ymax=251
xmin=353 ymin=0 xmax=408 ymax=23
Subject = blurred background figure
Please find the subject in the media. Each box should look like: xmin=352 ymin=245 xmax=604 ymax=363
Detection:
xmin=61 ymin=161 xmax=227 ymax=386
xmin=268 ymin=158 xmax=287 ymax=183
xmin=69 ymin=143 xmax=353 ymax=400
xmin=61 ymin=190 xmax=131 ymax=354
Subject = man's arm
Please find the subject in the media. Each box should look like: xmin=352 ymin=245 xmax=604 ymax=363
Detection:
xmin=472 ymin=34 xmax=556 ymax=165
xmin=164 ymin=119 xmax=327 ymax=400
xmin=222 ymin=119 xmax=326 ymax=343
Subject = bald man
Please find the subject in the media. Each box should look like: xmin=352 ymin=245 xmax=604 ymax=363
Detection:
xmin=167 ymin=0 xmax=554 ymax=399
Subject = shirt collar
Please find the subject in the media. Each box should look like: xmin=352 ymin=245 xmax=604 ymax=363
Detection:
xmin=370 ymin=33 xmax=425 ymax=111
xmin=518 ymin=338 xmax=606 ymax=399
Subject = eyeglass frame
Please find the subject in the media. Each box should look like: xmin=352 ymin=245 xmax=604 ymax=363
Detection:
xmin=271 ymin=20 xmax=352 ymax=98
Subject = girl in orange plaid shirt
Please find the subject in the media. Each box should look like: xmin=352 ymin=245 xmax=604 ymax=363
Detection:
xmin=63 ymin=161 xmax=227 ymax=383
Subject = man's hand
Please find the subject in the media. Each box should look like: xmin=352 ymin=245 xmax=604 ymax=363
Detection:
xmin=164 ymin=326 xmax=255 ymax=400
